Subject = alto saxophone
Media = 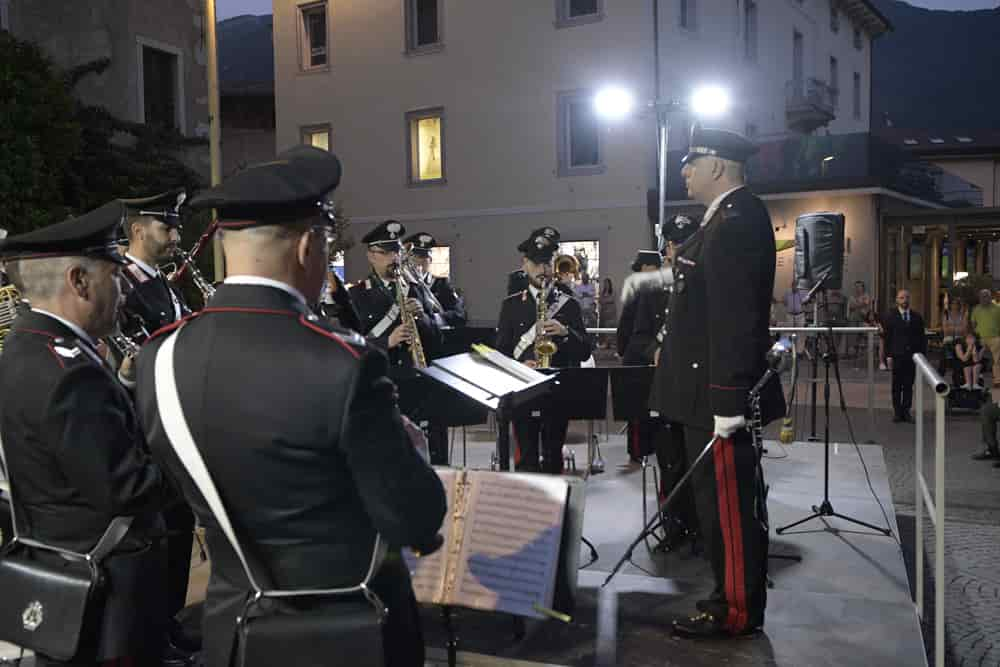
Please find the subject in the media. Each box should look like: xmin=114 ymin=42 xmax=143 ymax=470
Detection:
xmin=534 ymin=278 xmax=558 ymax=368
xmin=394 ymin=267 xmax=427 ymax=369
xmin=174 ymin=248 xmax=216 ymax=301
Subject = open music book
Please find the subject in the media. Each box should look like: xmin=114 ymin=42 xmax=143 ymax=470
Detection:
xmin=403 ymin=468 xmax=569 ymax=619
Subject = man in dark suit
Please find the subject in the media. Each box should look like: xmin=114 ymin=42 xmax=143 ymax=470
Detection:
xmin=654 ymin=128 xmax=785 ymax=638
xmin=349 ymin=221 xmax=447 ymax=463
xmin=118 ymin=191 xmax=197 ymax=641
xmin=135 ymin=147 xmax=446 ymax=667
xmin=0 ymin=202 xmax=171 ymax=666
xmin=496 ymin=227 xmax=591 ymax=473
xmin=882 ymin=288 xmax=927 ymax=422
xmin=403 ymin=232 xmax=467 ymax=329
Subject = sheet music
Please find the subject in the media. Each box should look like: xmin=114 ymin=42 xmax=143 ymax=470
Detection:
xmin=403 ymin=467 xmax=458 ymax=604
xmin=448 ymin=472 xmax=567 ymax=618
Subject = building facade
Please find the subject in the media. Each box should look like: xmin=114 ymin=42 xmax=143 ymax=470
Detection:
xmin=273 ymin=0 xmax=890 ymax=323
xmin=4 ymin=0 xmax=210 ymax=176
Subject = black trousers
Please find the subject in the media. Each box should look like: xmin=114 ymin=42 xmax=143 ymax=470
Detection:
xmin=426 ymin=420 xmax=449 ymax=466
xmin=890 ymin=355 xmax=916 ymax=417
xmin=653 ymin=421 xmax=696 ymax=530
xmin=164 ymin=502 xmax=196 ymax=619
xmin=372 ymin=554 xmax=426 ymax=667
xmin=982 ymin=401 xmax=1000 ymax=455
xmin=684 ymin=425 xmax=768 ymax=632
xmin=512 ymin=414 xmax=569 ymax=474
xmin=626 ymin=418 xmax=657 ymax=461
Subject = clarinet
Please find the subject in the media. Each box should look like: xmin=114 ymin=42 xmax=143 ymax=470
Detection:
xmin=174 ymin=248 xmax=216 ymax=300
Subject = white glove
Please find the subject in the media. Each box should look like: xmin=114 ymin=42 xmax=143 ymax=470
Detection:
xmin=713 ymin=415 xmax=747 ymax=438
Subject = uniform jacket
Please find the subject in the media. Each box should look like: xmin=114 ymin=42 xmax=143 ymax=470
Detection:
xmin=0 ymin=310 xmax=170 ymax=659
xmin=617 ymin=271 xmax=670 ymax=366
xmin=349 ymin=272 xmax=444 ymax=368
xmin=121 ymin=257 xmax=191 ymax=336
xmin=653 ymin=187 xmax=785 ymax=430
xmin=496 ymin=283 xmax=591 ymax=367
xmin=882 ymin=308 xmax=927 ymax=359
xmin=135 ymin=284 xmax=447 ymax=667
xmin=427 ymin=275 xmax=467 ymax=328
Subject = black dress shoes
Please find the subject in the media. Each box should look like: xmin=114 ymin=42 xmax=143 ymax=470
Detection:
xmin=972 ymin=450 xmax=998 ymax=461
xmin=672 ymin=611 xmax=761 ymax=639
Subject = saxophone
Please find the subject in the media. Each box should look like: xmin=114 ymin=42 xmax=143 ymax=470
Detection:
xmin=0 ymin=284 xmax=22 ymax=354
xmin=534 ymin=278 xmax=558 ymax=368
xmin=174 ymin=248 xmax=216 ymax=301
xmin=394 ymin=267 xmax=427 ymax=369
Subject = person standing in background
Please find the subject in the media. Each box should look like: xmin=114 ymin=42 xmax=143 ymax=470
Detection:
xmin=971 ymin=289 xmax=1000 ymax=387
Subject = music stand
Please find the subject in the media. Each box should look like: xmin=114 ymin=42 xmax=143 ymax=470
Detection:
xmin=395 ymin=370 xmax=489 ymax=467
xmin=418 ymin=353 xmax=554 ymax=471
xmin=532 ymin=367 xmax=609 ymax=477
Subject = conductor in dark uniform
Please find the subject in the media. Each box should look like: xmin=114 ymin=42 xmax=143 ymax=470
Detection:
xmin=349 ymin=221 xmax=447 ymax=463
xmin=118 ymin=191 xmax=197 ymax=635
xmin=496 ymin=227 xmax=590 ymax=473
xmin=403 ymin=232 xmax=467 ymax=328
xmin=882 ymin=288 xmax=926 ymax=422
xmin=0 ymin=202 xmax=171 ymax=666
xmin=654 ymin=128 xmax=785 ymax=638
xmin=134 ymin=147 xmax=447 ymax=667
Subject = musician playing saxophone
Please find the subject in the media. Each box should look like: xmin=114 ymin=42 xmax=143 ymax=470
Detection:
xmin=495 ymin=227 xmax=590 ymax=474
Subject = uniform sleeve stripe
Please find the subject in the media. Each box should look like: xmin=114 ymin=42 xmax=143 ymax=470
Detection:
xmin=298 ymin=315 xmax=361 ymax=358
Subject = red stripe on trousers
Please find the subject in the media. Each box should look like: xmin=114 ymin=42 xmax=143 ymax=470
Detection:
xmin=723 ymin=438 xmax=749 ymax=631
xmin=713 ymin=439 xmax=738 ymax=631
xmin=512 ymin=427 xmax=522 ymax=466
xmin=629 ymin=421 xmax=639 ymax=459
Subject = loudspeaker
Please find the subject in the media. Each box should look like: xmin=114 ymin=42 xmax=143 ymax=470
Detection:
xmin=794 ymin=212 xmax=844 ymax=291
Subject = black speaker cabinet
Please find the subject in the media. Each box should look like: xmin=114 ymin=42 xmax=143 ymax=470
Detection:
xmin=794 ymin=212 xmax=844 ymax=292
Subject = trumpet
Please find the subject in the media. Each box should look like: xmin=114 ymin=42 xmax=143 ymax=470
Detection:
xmin=173 ymin=248 xmax=216 ymax=301
xmin=392 ymin=265 xmax=427 ymax=369
xmin=534 ymin=277 xmax=558 ymax=368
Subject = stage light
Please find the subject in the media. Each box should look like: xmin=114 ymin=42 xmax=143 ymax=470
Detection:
xmin=593 ymin=86 xmax=635 ymax=121
xmin=690 ymin=85 xmax=730 ymax=118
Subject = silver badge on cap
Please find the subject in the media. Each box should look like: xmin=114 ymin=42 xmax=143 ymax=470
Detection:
xmin=418 ymin=234 xmax=433 ymax=245
xmin=386 ymin=222 xmax=402 ymax=238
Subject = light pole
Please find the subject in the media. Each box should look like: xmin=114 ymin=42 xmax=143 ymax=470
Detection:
xmin=595 ymin=85 xmax=731 ymax=243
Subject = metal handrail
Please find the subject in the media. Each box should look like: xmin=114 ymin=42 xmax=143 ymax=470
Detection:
xmin=913 ymin=352 xmax=948 ymax=667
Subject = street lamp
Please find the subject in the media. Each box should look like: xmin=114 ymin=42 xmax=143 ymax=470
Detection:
xmin=594 ymin=84 xmax=731 ymax=243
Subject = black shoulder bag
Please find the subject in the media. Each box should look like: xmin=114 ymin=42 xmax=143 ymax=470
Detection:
xmin=154 ymin=326 xmax=387 ymax=667
xmin=0 ymin=438 xmax=133 ymax=661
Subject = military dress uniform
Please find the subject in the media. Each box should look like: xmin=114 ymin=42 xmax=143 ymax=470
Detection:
xmin=496 ymin=228 xmax=591 ymax=474
xmin=0 ymin=202 xmax=171 ymax=666
xmin=120 ymin=191 xmax=196 ymax=626
xmin=134 ymin=147 xmax=447 ymax=667
xmin=350 ymin=222 xmax=447 ymax=463
xmin=654 ymin=130 xmax=785 ymax=637
xmin=403 ymin=233 xmax=467 ymax=330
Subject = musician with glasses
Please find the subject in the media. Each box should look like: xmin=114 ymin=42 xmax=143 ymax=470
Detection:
xmin=349 ymin=221 xmax=446 ymax=462
xmin=495 ymin=227 xmax=590 ymax=473
xmin=0 ymin=202 xmax=171 ymax=666
xmin=134 ymin=148 xmax=446 ymax=667
xmin=402 ymin=232 xmax=466 ymax=329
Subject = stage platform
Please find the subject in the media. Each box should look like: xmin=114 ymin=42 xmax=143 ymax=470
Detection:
xmin=0 ymin=438 xmax=926 ymax=666
xmin=419 ymin=438 xmax=927 ymax=667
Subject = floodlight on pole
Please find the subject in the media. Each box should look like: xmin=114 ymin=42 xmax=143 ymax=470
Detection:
xmin=594 ymin=86 xmax=636 ymax=121
xmin=690 ymin=85 xmax=731 ymax=118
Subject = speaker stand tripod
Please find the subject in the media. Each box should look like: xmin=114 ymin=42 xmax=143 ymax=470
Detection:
xmin=776 ymin=322 xmax=892 ymax=537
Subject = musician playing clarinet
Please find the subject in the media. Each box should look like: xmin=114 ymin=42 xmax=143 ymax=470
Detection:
xmin=117 ymin=190 xmax=196 ymax=659
xmin=495 ymin=227 xmax=590 ymax=474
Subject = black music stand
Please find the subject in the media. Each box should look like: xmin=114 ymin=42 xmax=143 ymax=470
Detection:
xmin=531 ymin=367 xmax=609 ymax=476
xmin=418 ymin=353 xmax=554 ymax=472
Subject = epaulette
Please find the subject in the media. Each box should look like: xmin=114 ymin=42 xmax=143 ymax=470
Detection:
xmin=49 ymin=337 xmax=85 ymax=363
xmin=145 ymin=311 xmax=202 ymax=344
xmin=722 ymin=202 xmax=742 ymax=220
xmin=298 ymin=313 xmax=364 ymax=358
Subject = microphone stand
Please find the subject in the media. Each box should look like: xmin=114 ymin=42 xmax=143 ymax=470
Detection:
xmin=802 ymin=270 xmax=830 ymax=442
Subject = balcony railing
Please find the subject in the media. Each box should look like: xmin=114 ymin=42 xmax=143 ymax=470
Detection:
xmin=785 ymin=78 xmax=837 ymax=133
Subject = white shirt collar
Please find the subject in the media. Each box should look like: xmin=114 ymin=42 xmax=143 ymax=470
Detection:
xmin=223 ymin=275 xmax=308 ymax=309
xmin=30 ymin=308 xmax=98 ymax=348
xmin=125 ymin=253 xmax=159 ymax=278
xmin=701 ymin=185 xmax=747 ymax=227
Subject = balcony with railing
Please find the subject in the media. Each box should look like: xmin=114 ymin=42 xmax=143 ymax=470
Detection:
xmin=785 ymin=77 xmax=837 ymax=134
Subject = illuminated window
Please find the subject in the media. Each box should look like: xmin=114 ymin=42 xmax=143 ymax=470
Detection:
xmin=557 ymin=90 xmax=604 ymax=177
xmin=406 ymin=108 xmax=446 ymax=185
xmin=299 ymin=2 xmax=328 ymax=70
xmin=429 ymin=246 xmax=451 ymax=279
xmin=555 ymin=0 xmax=603 ymax=28
xmin=406 ymin=0 xmax=442 ymax=53
xmin=301 ymin=124 xmax=331 ymax=151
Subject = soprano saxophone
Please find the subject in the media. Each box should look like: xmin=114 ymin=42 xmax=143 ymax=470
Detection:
xmin=394 ymin=266 xmax=427 ymax=369
xmin=534 ymin=277 xmax=558 ymax=368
